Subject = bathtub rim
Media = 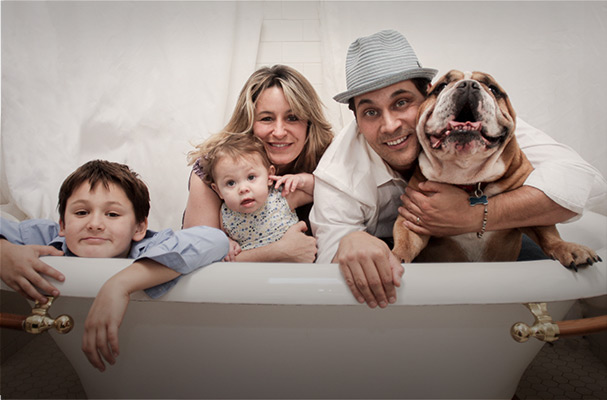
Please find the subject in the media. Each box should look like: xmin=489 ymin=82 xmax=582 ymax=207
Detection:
xmin=2 ymin=211 xmax=605 ymax=307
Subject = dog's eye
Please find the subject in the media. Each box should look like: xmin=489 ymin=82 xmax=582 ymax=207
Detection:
xmin=488 ymin=85 xmax=501 ymax=97
xmin=432 ymin=82 xmax=448 ymax=95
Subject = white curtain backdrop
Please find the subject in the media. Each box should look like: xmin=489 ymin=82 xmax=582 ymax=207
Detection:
xmin=1 ymin=1 xmax=263 ymax=231
xmin=319 ymin=1 xmax=607 ymax=205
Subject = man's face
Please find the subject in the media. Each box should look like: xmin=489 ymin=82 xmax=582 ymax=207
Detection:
xmin=353 ymin=80 xmax=427 ymax=174
xmin=59 ymin=182 xmax=147 ymax=258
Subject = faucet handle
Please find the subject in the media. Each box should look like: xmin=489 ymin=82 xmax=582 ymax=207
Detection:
xmin=23 ymin=296 xmax=74 ymax=334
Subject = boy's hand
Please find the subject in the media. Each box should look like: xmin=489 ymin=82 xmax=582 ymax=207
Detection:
xmin=82 ymin=280 xmax=129 ymax=372
xmin=224 ymin=238 xmax=242 ymax=262
xmin=0 ymin=240 xmax=65 ymax=303
xmin=270 ymin=174 xmax=304 ymax=197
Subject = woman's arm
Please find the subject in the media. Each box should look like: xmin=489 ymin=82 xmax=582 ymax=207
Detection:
xmin=233 ymin=221 xmax=317 ymax=263
xmin=182 ymin=171 xmax=222 ymax=229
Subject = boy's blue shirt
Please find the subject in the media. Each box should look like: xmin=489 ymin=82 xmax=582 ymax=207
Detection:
xmin=0 ymin=218 xmax=229 ymax=298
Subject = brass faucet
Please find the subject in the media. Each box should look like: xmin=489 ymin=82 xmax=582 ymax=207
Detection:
xmin=511 ymin=303 xmax=559 ymax=343
xmin=23 ymin=296 xmax=74 ymax=334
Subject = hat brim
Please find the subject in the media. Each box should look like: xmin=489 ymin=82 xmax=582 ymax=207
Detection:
xmin=333 ymin=68 xmax=438 ymax=104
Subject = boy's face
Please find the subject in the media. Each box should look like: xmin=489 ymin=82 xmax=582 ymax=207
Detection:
xmin=211 ymin=153 xmax=275 ymax=214
xmin=59 ymin=182 xmax=147 ymax=258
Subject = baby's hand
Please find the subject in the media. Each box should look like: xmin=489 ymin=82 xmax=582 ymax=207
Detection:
xmin=270 ymin=174 xmax=303 ymax=197
xmin=224 ymin=238 xmax=242 ymax=262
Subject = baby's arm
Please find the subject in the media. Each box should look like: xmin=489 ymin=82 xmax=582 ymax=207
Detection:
xmin=82 ymin=259 xmax=179 ymax=372
xmin=270 ymin=172 xmax=314 ymax=209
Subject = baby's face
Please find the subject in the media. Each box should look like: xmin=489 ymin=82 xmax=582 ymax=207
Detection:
xmin=59 ymin=182 xmax=147 ymax=258
xmin=212 ymin=154 xmax=274 ymax=214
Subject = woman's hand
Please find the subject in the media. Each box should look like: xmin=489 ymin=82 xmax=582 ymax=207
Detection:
xmin=273 ymin=221 xmax=317 ymax=263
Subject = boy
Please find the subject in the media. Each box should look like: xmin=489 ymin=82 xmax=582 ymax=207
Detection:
xmin=1 ymin=160 xmax=229 ymax=371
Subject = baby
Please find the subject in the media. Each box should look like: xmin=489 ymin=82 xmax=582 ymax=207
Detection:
xmin=198 ymin=132 xmax=313 ymax=256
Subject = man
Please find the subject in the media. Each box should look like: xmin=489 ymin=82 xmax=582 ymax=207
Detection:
xmin=310 ymin=30 xmax=606 ymax=309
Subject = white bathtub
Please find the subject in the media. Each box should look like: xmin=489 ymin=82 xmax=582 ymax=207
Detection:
xmin=4 ymin=211 xmax=607 ymax=399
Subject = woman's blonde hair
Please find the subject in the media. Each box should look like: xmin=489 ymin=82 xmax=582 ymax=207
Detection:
xmin=197 ymin=132 xmax=271 ymax=186
xmin=189 ymin=65 xmax=333 ymax=174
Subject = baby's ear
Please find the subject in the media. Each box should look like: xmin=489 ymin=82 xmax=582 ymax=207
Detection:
xmin=211 ymin=183 xmax=224 ymax=199
xmin=58 ymin=219 xmax=66 ymax=237
xmin=268 ymin=165 xmax=276 ymax=185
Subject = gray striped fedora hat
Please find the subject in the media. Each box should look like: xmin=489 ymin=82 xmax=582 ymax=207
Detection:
xmin=334 ymin=30 xmax=437 ymax=103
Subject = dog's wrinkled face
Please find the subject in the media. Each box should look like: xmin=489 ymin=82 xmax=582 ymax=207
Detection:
xmin=416 ymin=70 xmax=516 ymax=184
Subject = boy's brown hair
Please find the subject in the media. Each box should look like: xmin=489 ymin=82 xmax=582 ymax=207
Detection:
xmin=58 ymin=160 xmax=150 ymax=223
xmin=197 ymin=132 xmax=272 ymax=186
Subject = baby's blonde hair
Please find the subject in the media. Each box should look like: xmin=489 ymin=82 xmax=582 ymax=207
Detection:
xmin=198 ymin=132 xmax=272 ymax=186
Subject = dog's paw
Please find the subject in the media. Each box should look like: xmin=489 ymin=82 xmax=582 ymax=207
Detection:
xmin=545 ymin=241 xmax=602 ymax=271
xmin=392 ymin=243 xmax=416 ymax=263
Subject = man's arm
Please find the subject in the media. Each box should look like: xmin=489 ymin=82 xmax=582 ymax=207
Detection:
xmin=400 ymin=119 xmax=606 ymax=236
xmin=310 ymin=178 xmax=403 ymax=309
xmin=398 ymin=183 xmax=575 ymax=236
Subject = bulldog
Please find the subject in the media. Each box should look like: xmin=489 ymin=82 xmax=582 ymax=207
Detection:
xmin=392 ymin=70 xmax=600 ymax=269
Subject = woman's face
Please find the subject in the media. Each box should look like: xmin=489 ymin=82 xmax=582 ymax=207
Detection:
xmin=253 ymin=86 xmax=308 ymax=169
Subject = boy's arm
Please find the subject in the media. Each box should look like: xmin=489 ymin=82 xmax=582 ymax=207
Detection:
xmin=82 ymin=258 xmax=179 ymax=372
xmin=135 ymin=226 xmax=229 ymax=298
xmin=82 ymin=225 xmax=230 ymax=371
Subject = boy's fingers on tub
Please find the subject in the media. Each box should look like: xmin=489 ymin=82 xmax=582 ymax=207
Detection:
xmin=28 ymin=262 xmax=64 ymax=297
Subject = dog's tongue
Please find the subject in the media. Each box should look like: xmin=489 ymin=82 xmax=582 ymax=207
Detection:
xmin=448 ymin=121 xmax=482 ymax=131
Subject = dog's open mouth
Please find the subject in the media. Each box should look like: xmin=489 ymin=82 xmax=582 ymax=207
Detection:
xmin=428 ymin=104 xmax=503 ymax=150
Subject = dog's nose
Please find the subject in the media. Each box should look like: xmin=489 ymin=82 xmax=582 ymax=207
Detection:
xmin=457 ymin=80 xmax=480 ymax=91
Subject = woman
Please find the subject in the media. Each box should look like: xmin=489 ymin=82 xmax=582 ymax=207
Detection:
xmin=184 ymin=65 xmax=333 ymax=262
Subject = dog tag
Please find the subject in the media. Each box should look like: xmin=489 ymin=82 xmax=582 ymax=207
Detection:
xmin=469 ymin=195 xmax=488 ymax=206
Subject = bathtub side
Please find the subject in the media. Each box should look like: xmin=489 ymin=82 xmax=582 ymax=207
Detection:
xmin=49 ymin=298 xmax=574 ymax=399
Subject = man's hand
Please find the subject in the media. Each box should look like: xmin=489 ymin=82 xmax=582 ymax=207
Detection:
xmin=334 ymin=231 xmax=404 ymax=308
xmin=399 ymin=181 xmax=481 ymax=236
xmin=0 ymin=240 xmax=65 ymax=303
